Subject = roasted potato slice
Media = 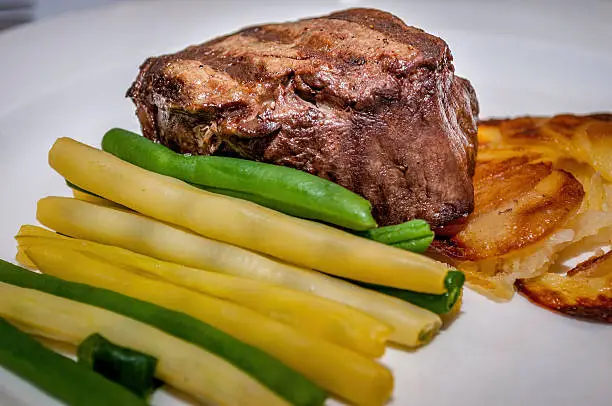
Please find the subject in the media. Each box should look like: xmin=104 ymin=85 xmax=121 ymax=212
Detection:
xmin=480 ymin=114 xmax=612 ymax=181
xmin=453 ymin=165 xmax=583 ymax=260
xmin=516 ymin=251 xmax=612 ymax=322
xmin=434 ymin=115 xmax=612 ymax=302
xmin=431 ymin=150 xmax=584 ymax=300
xmin=553 ymin=167 xmax=612 ymax=268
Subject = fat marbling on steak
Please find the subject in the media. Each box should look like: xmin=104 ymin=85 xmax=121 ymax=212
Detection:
xmin=128 ymin=8 xmax=479 ymax=227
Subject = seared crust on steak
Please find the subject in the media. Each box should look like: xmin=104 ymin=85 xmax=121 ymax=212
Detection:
xmin=128 ymin=8 xmax=479 ymax=226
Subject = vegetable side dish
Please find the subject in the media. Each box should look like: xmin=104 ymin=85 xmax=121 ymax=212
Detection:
xmin=3 ymin=128 xmax=462 ymax=406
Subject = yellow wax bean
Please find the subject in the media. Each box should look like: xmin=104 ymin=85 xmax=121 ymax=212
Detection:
xmin=48 ymin=137 xmax=449 ymax=293
xmin=0 ymin=283 xmax=290 ymax=406
xmin=17 ymin=231 xmax=391 ymax=358
xmin=34 ymin=200 xmax=442 ymax=347
xmin=25 ymin=245 xmax=393 ymax=406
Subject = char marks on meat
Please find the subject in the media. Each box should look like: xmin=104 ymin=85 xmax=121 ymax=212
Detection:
xmin=128 ymin=8 xmax=479 ymax=227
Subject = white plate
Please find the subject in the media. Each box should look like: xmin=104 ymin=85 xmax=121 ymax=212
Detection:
xmin=1 ymin=1 xmax=611 ymax=405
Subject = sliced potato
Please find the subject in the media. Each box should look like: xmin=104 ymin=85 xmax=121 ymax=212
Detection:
xmin=516 ymin=251 xmax=612 ymax=322
xmin=433 ymin=115 xmax=612 ymax=302
xmin=433 ymin=229 xmax=576 ymax=301
xmin=431 ymin=149 xmax=584 ymax=300
xmin=480 ymin=114 xmax=612 ymax=182
xmin=456 ymin=167 xmax=583 ymax=259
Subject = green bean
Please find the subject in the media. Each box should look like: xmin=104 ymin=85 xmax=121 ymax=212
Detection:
xmin=348 ymin=271 xmax=465 ymax=315
xmin=390 ymin=236 xmax=435 ymax=253
xmin=0 ymin=259 xmax=327 ymax=406
xmin=68 ymin=177 xmax=436 ymax=257
xmin=194 ymin=185 xmax=327 ymax=222
xmin=67 ymin=178 xmax=436 ymax=256
xmin=78 ymin=334 xmax=160 ymax=399
xmin=66 ymin=180 xmax=101 ymax=197
xmin=358 ymin=219 xmax=432 ymax=244
xmin=101 ymin=128 xmax=376 ymax=231
xmin=68 ymin=179 xmax=332 ymax=226
xmin=0 ymin=318 xmax=146 ymax=406
xmin=357 ymin=219 xmax=435 ymax=252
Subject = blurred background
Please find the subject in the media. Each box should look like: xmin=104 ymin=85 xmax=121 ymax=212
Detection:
xmin=1 ymin=0 xmax=123 ymax=30
xmin=2 ymin=0 xmax=612 ymax=31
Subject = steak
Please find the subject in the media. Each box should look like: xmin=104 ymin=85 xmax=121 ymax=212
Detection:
xmin=128 ymin=8 xmax=479 ymax=227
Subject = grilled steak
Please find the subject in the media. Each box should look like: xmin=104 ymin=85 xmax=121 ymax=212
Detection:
xmin=128 ymin=8 xmax=479 ymax=227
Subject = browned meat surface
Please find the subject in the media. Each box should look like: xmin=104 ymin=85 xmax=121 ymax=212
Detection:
xmin=128 ymin=8 xmax=479 ymax=227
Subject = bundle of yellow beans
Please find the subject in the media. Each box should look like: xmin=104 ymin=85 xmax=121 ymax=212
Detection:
xmin=8 ymin=137 xmax=461 ymax=406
